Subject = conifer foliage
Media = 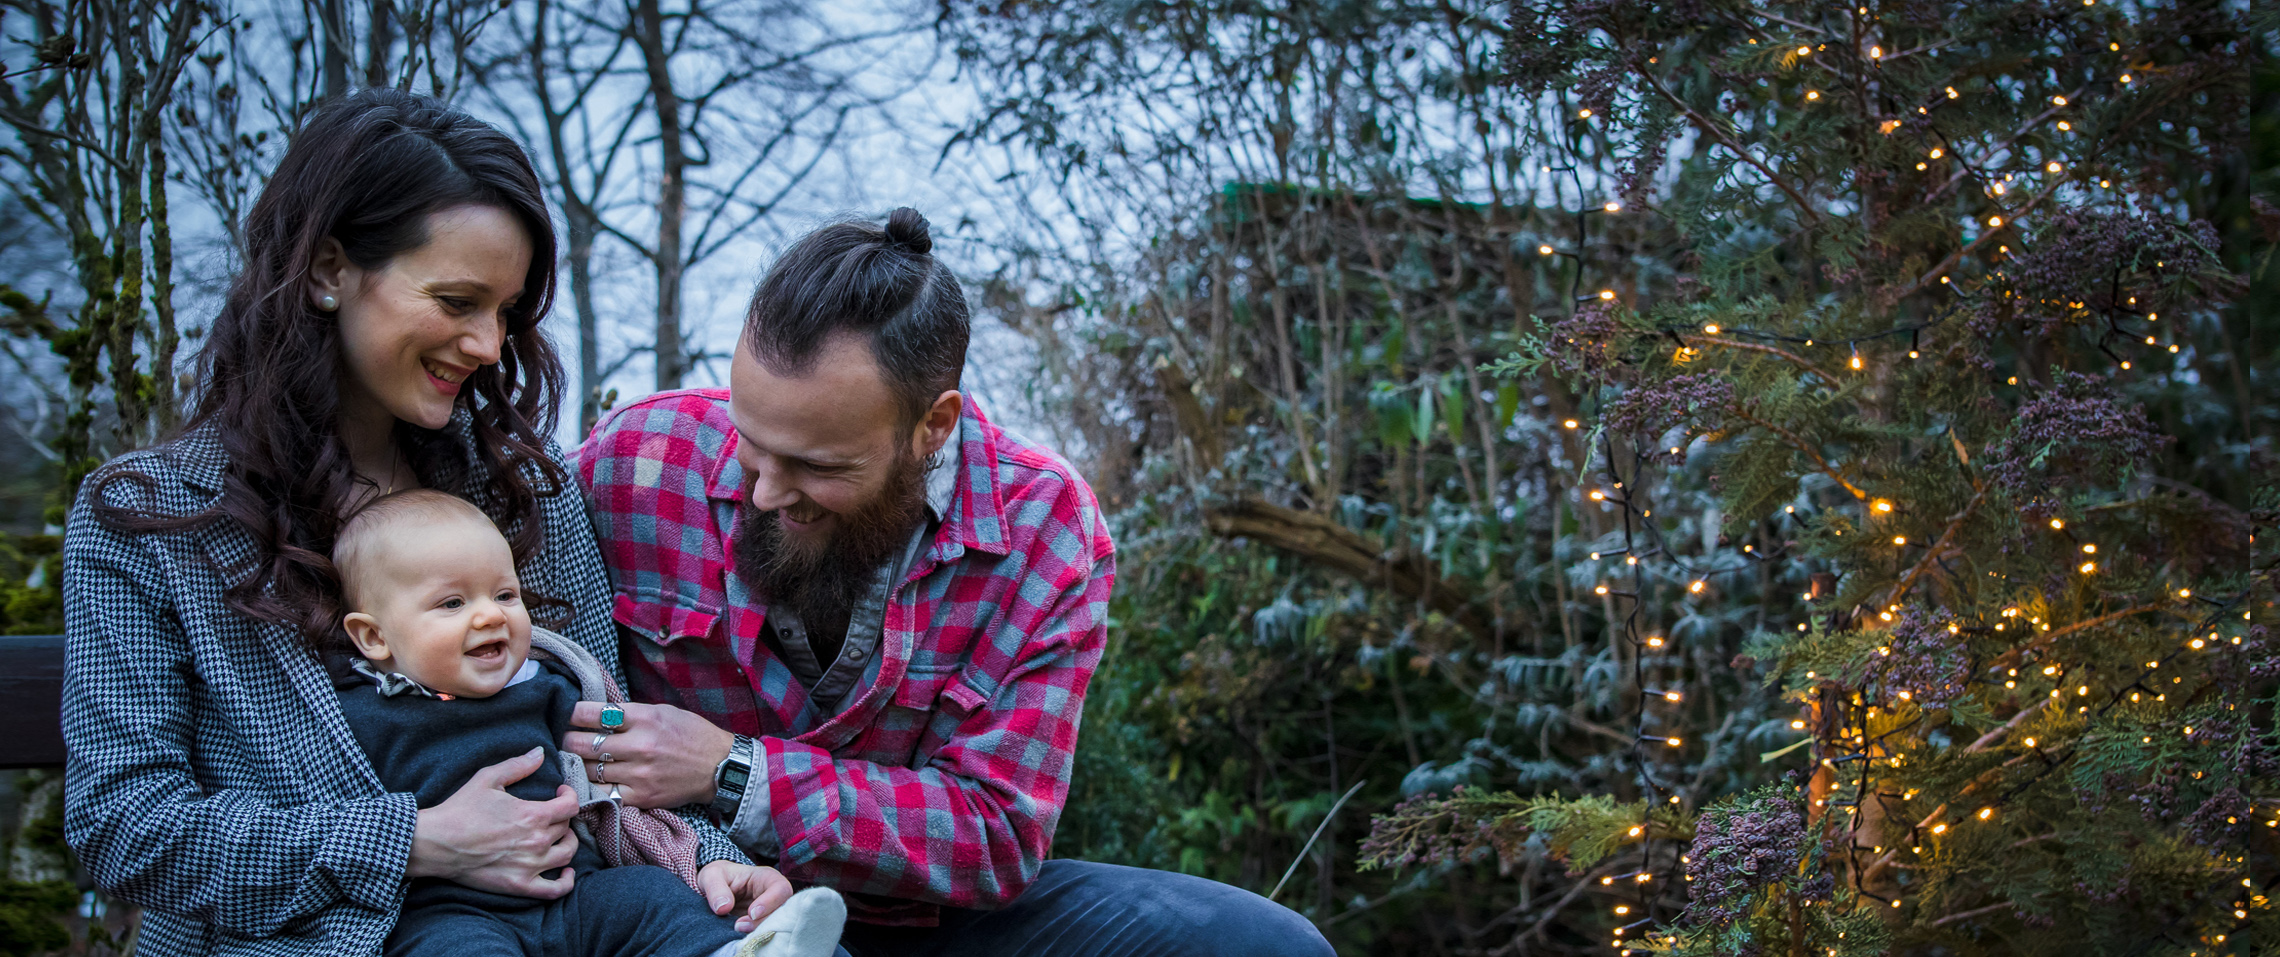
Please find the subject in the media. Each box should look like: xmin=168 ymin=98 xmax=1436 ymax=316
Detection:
xmin=1359 ymin=2 xmax=2265 ymax=955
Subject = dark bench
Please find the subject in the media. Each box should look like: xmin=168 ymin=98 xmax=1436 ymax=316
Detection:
xmin=0 ymin=635 xmax=67 ymax=768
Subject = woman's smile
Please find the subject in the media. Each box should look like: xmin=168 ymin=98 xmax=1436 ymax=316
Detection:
xmin=423 ymin=357 xmax=472 ymax=396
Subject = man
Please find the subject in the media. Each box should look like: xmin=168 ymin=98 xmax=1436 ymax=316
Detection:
xmin=567 ymin=208 xmax=1332 ymax=956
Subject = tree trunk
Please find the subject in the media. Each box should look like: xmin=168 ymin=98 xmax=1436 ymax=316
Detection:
xmin=364 ymin=0 xmax=393 ymax=88
xmin=529 ymin=0 xmax=606 ymax=434
xmin=1204 ymin=497 xmax=1489 ymax=640
xmin=633 ymin=0 xmax=685 ymax=390
xmin=319 ymin=0 xmax=349 ymax=99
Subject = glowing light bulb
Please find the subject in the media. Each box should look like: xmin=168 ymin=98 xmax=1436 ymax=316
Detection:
xmin=1892 ymin=536 xmax=1907 ymax=546
xmin=2050 ymin=518 xmax=2064 ymax=529
xmin=2079 ymin=561 xmax=2097 ymax=574
xmin=1987 ymin=216 xmax=2003 ymax=227
xmin=1578 ymin=108 xmax=1592 ymax=118
xmin=1870 ymin=46 xmax=1882 ymax=58
xmin=1929 ymin=147 xmax=1943 ymax=158
xmin=1538 ymin=244 xmax=1554 ymax=255
xmin=1665 ymin=737 xmax=1682 ymax=747
xmin=2058 ymin=121 xmax=2071 ymax=130
xmin=1563 ymin=419 xmax=1579 ymax=429
xmin=1664 ymin=691 xmax=1682 ymax=702
xmin=1599 ymin=289 xmax=1616 ymax=300
xmin=2052 ymin=95 xmax=2068 ymax=106
xmin=1604 ymin=201 xmax=1622 ymax=212
xmin=1850 ymin=354 xmax=1864 ymax=370
xmin=1703 ymin=324 xmax=1720 ymax=334
xmin=1797 ymin=45 xmax=1812 ymax=55
xmin=1946 ymin=86 xmax=1959 ymax=98
xmin=2047 ymin=161 xmax=2063 ymax=173
xmin=1688 ymin=580 xmax=1706 ymax=593
xmin=2120 ymin=73 xmax=2131 ymax=83
xmin=2082 ymin=543 xmax=2096 ymax=553
xmin=1806 ymin=90 xmax=1820 ymax=100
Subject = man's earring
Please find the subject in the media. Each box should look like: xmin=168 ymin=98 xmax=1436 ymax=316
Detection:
xmin=318 ymin=294 xmax=339 ymax=312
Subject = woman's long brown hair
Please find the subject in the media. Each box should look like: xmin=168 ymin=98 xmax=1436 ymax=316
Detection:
xmin=95 ymin=88 xmax=570 ymax=652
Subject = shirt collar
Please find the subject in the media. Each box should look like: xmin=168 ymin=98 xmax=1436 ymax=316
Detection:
xmin=924 ymin=440 xmax=959 ymax=523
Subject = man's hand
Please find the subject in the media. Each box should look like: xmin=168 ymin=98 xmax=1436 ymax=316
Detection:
xmin=697 ymin=860 xmax=795 ymax=933
xmin=562 ymin=701 xmax=734 ymax=808
xmin=407 ymin=748 xmax=582 ymax=898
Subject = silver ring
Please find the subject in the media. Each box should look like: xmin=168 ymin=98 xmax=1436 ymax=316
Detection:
xmin=590 ymin=731 xmax=610 ymax=754
xmin=608 ymin=785 xmax=622 ymax=803
xmin=598 ymin=751 xmax=614 ymax=763
xmin=593 ymin=761 xmax=608 ymax=784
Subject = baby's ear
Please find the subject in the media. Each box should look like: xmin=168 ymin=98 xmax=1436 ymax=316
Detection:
xmin=342 ymin=612 xmax=390 ymax=661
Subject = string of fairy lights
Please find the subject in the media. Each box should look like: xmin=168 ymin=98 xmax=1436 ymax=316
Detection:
xmin=1523 ymin=7 xmax=2256 ymax=954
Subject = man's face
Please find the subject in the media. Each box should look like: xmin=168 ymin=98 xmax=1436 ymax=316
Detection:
xmin=728 ymin=333 xmax=913 ymax=556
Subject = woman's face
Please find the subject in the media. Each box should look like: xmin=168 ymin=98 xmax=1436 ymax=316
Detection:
xmin=319 ymin=205 xmax=533 ymax=432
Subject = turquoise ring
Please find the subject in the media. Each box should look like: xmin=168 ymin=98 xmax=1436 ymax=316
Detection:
xmin=600 ymin=704 xmax=626 ymax=730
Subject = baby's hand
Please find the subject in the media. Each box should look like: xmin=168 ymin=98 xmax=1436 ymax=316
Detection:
xmin=697 ymin=860 xmax=795 ymax=933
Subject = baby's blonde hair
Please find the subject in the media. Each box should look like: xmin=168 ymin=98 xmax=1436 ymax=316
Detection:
xmin=332 ymin=489 xmax=501 ymax=611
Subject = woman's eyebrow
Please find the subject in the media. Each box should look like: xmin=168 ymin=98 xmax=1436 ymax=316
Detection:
xmin=427 ymin=278 xmax=523 ymax=301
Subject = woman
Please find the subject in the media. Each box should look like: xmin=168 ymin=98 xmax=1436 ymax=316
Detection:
xmin=62 ymin=89 xmax=614 ymax=955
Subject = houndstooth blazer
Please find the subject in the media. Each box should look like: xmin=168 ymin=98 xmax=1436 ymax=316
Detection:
xmin=61 ymin=419 xmax=620 ymax=957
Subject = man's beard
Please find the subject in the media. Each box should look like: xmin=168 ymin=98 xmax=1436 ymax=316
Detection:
xmin=731 ymin=446 xmax=931 ymax=647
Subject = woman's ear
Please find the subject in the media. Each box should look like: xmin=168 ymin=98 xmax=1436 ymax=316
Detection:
xmin=342 ymin=612 xmax=391 ymax=662
xmin=308 ymin=237 xmax=356 ymax=312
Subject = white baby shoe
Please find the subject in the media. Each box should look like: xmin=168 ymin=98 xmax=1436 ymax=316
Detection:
xmin=735 ymin=887 xmax=846 ymax=957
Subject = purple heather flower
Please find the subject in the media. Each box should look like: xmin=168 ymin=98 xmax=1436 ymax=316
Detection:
xmin=1684 ymin=786 xmax=1807 ymax=928
xmin=1541 ymin=303 xmax=1627 ymax=380
xmin=1870 ymin=606 xmax=1973 ymax=709
xmin=1982 ymin=372 xmax=2169 ymax=497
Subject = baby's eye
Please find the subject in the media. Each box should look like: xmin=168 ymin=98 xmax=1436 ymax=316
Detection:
xmin=440 ymin=597 xmax=465 ymax=610
xmin=496 ymin=590 xmax=519 ymax=604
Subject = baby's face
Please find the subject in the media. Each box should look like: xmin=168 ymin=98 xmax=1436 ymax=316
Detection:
xmin=341 ymin=516 xmax=532 ymax=699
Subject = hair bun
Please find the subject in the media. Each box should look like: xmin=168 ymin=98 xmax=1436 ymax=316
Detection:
xmin=883 ymin=207 xmax=932 ymax=255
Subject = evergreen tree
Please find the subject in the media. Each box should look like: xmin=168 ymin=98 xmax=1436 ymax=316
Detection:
xmin=1361 ymin=2 xmax=2267 ymax=956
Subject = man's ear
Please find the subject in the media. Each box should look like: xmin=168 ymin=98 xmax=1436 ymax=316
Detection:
xmin=911 ymin=389 xmax=963 ymax=460
xmin=342 ymin=612 xmax=392 ymax=662
xmin=308 ymin=236 xmax=356 ymax=312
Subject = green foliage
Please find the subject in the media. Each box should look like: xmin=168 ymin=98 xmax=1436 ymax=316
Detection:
xmin=0 ymin=534 xmax=62 ymax=635
xmin=0 ymin=880 xmax=72 ymax=957
xmin=957 ymin=0 xmax=2269 ymax=952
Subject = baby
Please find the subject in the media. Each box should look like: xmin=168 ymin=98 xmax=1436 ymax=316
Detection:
xmin=329 ymin=489 xmax=843 ymax=957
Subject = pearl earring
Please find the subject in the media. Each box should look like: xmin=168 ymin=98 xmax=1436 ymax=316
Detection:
xmin=318 ymin=294 xmax=339 ymax=312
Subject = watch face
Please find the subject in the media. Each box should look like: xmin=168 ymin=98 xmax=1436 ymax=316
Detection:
xmin=723 ymin=764 xmax=751 ymax=791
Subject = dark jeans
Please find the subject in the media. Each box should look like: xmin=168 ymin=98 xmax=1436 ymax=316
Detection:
xmin=386 ymin=864 xmax=741 ymax=957
xmin=838 ymin=861 xmax=1334 ymax=957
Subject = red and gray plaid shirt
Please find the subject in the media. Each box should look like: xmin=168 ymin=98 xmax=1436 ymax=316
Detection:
xmin=571 ymin=390 xmax=1113 ymax=924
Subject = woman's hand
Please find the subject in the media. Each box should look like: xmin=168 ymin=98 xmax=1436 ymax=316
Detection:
xmin=561 ymin=701 xmax=733 ymax=808
xmin=697 ymin=860 xmax=795 ymax=932
xmin=406 ymin=747 xmax=582 ymax=898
